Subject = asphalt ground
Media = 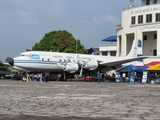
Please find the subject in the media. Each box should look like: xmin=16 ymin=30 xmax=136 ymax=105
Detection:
xmin=0 ymin=80 xmax=160 ymax=120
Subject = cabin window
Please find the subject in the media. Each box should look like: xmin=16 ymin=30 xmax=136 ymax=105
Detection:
xmin=59 ymin=59 xmax=62 ymax=62
xmin=64 ymin=59 xmax=66 ymax=62
xmin=48 ymin=58 xmax=50 ymax=61
xmin=131 ymin=16 xmax=135 ymax=25
xmin=42 ymin=58 xmax=44 ymax=61
xmin=73 ymin=60 xmax=75 ymax=62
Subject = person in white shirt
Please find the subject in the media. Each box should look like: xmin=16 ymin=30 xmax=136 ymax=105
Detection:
xmin=122 ymin=73 xmax=126 ymax=82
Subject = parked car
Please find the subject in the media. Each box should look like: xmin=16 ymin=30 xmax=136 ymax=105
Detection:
xmin=5 ymin=74 xmax=11 ymax=79
xmin=84 ymin=76 xmax=93 ymax=82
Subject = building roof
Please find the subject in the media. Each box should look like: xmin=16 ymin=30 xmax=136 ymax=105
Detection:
xmin=102 ymin=36 xmax=117 ymax=41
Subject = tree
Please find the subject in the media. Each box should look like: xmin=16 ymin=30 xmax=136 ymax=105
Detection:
xmin=32 ymin=30 xmax=86 ymax=54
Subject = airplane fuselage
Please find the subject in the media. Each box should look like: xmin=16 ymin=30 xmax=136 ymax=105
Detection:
xmin=13 ymin=51 xmax=125 ymax=73
xmin=9 ymin=39 xmax=147 ymax=74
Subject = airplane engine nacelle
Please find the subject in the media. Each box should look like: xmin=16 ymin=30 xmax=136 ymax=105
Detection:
xmin=64 ymin=63 xmax=79 ymax=73
xmin=84 ymin=60 xmax=98 ymax=70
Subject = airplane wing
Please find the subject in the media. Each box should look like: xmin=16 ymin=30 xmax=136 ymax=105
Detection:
xmin=99 ymin=56 xmax=148 ymax=67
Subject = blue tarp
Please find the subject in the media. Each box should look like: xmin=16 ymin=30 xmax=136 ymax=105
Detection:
xmin=117 ymin=64 xmax=138 ymax=72
xmin=136 ymin=65 xmax=149 ymax=72
xmin=102 ymin=36 xmax=117 ymax=41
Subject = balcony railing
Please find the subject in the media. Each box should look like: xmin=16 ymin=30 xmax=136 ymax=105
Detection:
xmin=99 ymin=42 xmax=117 ymax=47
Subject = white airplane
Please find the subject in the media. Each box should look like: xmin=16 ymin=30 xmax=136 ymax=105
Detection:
xmin=8 ymin=39 xmax=147 ymax=80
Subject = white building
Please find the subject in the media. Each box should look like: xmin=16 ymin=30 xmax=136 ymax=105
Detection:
xmin=117 ymin=0 xmax=160 ymax=64
xmin=99 ymin=36 xmax=117 ymax=56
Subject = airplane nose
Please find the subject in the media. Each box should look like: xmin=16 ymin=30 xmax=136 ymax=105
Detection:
xmin=8 ymin=58 xmax=14 ymax=66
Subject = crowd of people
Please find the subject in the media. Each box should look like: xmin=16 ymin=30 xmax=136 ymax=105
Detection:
xmin=116 ymin=72 xmax=160 ymax=83
xmin=11 ymin=70 xmax=160 ymax=84
xmin=85 ymin=71 xmax=116 ymax=82
xmin=11 ymin=72 xmax=57 ymax=83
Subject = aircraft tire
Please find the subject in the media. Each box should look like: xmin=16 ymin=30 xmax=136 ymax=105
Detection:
xmin=0 ymin=75 xmax=5 ymax=79
xmin=22 ymin=76 xmax=26 ymax=82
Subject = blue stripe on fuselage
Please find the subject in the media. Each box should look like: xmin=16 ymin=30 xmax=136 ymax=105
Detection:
xmin=14 ymin=60 xmax=59 ymax=64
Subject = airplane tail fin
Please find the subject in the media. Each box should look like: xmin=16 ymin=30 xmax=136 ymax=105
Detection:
xmin=126 ymin=39 xmax=142 ymax=58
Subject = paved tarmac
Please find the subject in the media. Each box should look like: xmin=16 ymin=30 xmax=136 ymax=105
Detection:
xmin=0 ymin=80 xmax=160 ymax=120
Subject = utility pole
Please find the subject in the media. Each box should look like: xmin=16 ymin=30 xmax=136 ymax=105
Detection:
xmin=76 ymin=38 xmax=78 ymax=54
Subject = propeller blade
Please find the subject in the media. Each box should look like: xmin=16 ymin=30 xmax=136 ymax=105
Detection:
xmin=79 ymin=66 xmax=83 ymax=77
xmin=63 ymin=70 xmax=66 ymax=80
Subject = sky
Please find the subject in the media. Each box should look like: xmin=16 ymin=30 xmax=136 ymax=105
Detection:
xmin=0 ymin=0 xmax=140 ymax=62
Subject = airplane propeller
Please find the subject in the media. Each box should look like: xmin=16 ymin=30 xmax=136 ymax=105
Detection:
xmin=77 ymin=55 xmax=91 ymax=77
xmin=57 ymin=58 xmax=70 ymax=81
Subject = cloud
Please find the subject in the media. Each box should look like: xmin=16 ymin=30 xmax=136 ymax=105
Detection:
xmin=0 ymin=0 xmax=41 ymax=25
xmin=92 ymin=14 xmax=120 ymax=25
xmin=16 ymin=10 xmax=40 ymax=25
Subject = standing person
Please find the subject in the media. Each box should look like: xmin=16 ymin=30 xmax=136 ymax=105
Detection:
xmin=39 ymin=72 xmax=43 ymax=83
xmin=45 ymin=72 xmax=49 ymax=82
xmin=36 ymin=73 xmax=39 ymax=81
xmin=101 ymin=73 xmax=105 ymax=82
xmin=31 ymin=73 xmax=34 ymax=82
xmin=122 ymin=72 xmax=126 ymax=83
xmin=97 ymin=71 xmax=101 ymax=83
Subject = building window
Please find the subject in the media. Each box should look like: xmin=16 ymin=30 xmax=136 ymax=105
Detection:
xmin=146 ymin=0 xmax=150 ymax=5
xmin=153 ymin=49 xmax=157 ymax=56
xmin=143 ymin=35 xmax=147 ymax=40
xmin=138 ymin=15 xmax=143 ymax=24
xmin=110 ymin=51 xmax=116 ymax=56
xmin=102 ymin=52 xmax=108 ymax=56
xmin=154 ymin=0 xmax=157 ymax=4
xmin=138 ymin=40 xmax=142 ymax=47
xmin=156 ymin=13 xmax=160 ymax=22
xmin=146 ymin=14 xmax=152 ymax=23
xmin=154 ymin=34 xmax=157 ymax=39
xmin=131 ymin=16 xmax=135 ymax=25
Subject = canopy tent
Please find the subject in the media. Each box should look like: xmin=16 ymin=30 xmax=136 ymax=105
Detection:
xmin=102 ymin=36 xmax=117 ymax=41
xmin=146 ymin=64 xmax=160 ymax=71
xmin=136 ymin=65 xmax=149 ymax=72
xmin=117 ymin=64 xmax=138 ymax=72
xmin=145 ymin=61 xmax=160 ymax=67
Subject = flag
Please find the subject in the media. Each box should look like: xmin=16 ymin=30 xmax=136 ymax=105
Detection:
xmin=129 ymin=0 xmax=134 ymax=4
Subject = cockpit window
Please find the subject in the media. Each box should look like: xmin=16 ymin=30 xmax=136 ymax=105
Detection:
xmin=20 ymin=54 xmax=25 ymax=56
xmin=20 ymin=54 xmax=30 ymax=57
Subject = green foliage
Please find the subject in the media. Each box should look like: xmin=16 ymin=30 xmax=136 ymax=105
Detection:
xmin=32 ymin=30 xmax=86 ymax=54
